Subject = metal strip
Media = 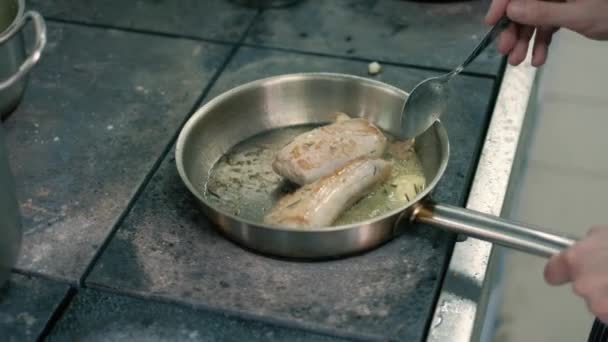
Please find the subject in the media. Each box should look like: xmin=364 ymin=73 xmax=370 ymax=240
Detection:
xmin=426 ymin=50 xmax=537 ymax=342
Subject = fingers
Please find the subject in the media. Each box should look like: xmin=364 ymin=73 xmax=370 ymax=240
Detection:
xmin=508 ymin=25 xmax=534 ymax=65
xmin=507 ymin=0 xmax=585 ymax=32
xmin=548 ymin=228 xmax=608 ymax=320
xmin=545 ymin=252 xmax=572 ymax=285
xmin=485 ymin=0 xmax=510 ymax=25
xmin=498 ymin=22 xmax=519 ymax=55
xmin=531 ymin=26 xmax=558 ymax=66
xmin=581 ymin=278 xmax=608 ymax=324
xmin=544 ymin=235 xmax=601 ymax=285
xmin=586 ymin=290 xmax=608 ymax=324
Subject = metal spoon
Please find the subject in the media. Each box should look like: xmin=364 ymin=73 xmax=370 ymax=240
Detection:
xmin=397 ymin=16 xmax=512 ymax=139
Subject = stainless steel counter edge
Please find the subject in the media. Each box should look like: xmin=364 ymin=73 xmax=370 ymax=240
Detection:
xmin=426 ymin=51 xmax=538 ymax=342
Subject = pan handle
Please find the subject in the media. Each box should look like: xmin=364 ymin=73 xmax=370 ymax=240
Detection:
xmin=414 ymin=202 xmax=576 ymax=258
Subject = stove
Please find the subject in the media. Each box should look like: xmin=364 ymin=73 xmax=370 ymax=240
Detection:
xmin=0 ymin=0 xmax=504 ymax=340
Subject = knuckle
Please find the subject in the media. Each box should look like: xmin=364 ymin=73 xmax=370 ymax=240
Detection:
xmin=590 ymin=298 xmax=608 ymax=318
xmin=573 ymin=280 xmax=592 ymax=296
xmin=571 ymin=14 xmax=596 ymax=38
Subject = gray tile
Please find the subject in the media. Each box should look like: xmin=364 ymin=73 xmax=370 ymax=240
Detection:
xmin=538 ymin=30 xmax=608 ymax=100
xmin=2 ymin=23 xmax=231 ymax=281
xmin=526 ymin=100 xmax=608 ymax=176
xmin=0 ymin=273 xmax=69 ymax=342
xmin=508 ymin=160 xmax=608 ymax=237
xmin=47 ymin=289 xmax=346 ymax=342
xmin=245 ymin=0 xmax=503 ymax=75
xmin=30 ymin=0 xmax=258 ymax=42
xmin=87 ymin=48 xmax=495 ymax=341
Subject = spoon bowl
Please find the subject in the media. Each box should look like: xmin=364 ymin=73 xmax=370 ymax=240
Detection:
xmin=399 ymin=75 xmax=450 ymax=139
xmin=397 ymin=16 xmax=511 ymax=139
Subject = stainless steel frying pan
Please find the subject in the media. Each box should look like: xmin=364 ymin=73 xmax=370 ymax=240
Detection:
xmin=176 ymin=73 xmax=575 ymax=259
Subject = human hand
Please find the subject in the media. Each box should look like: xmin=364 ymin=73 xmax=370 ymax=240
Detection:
xmin=485 ymin=0 xmax=608 ymax=67
xmin=545 ymin=226 xmax=608 ymax=323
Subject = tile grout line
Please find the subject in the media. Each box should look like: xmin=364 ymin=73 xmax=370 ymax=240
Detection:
xmin=36 ymin=286 xmax=78 ymax=342
xmin=45 ymin=16 xmax=499 ymax=80
xmin=238 ymin=42 xmax=500 ymax=79
xmin=45 ymin=17 xmax=237 ymax=47
xmin=11 ymin=268 xmax=76 ymax=287
xmin=76 ymin=9 xmax=264 ymax=288
xmin=85 ymin=282 xmax=385 ymax=342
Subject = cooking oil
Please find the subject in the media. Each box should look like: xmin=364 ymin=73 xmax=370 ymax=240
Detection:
xmin=205 ymin=124 xmax=426 ymax=226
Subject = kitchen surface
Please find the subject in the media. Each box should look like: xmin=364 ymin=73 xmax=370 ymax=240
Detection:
xmin=0 ymin=0 xmax=534 ymax=341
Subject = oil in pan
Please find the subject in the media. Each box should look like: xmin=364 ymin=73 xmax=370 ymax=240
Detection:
xmin=204 ymin=124 xmax=426 ymax=226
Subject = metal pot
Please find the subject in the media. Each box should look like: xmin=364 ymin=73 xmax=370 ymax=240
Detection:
xmin=0 ymin=0 xmax=46 ymax=118
xmin=0 ymin=125 xmax=20 ymax=288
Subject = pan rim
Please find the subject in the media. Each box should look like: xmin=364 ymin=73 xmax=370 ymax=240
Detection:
xmin=176 ymin=72 xmax=450 ymax=233
xmin=2 ymin=0 xmax=24 ymax=36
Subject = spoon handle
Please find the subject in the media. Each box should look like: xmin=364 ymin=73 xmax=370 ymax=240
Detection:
xmin=448 ymin=16 xmax=512 ymax=79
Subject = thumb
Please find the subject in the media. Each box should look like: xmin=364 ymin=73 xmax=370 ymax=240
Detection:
xmin=507 ymin=0 xmax=586 ymax=32
xmin=544 ymin=252 xmax=572 ymax=285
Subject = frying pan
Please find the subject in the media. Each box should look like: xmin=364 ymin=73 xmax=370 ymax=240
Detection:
xmin=175 ymin=73 xmax=575 ymax=259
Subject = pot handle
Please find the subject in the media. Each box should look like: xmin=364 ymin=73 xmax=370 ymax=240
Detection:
xmin=414 ymin=202 xmax=576 ymax=258
xmin=0 ymin=11 xmax=47 ymax=91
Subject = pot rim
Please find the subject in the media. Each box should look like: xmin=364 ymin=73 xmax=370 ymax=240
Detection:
xmin=2 ymin=0 xmax=25 ymax=37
